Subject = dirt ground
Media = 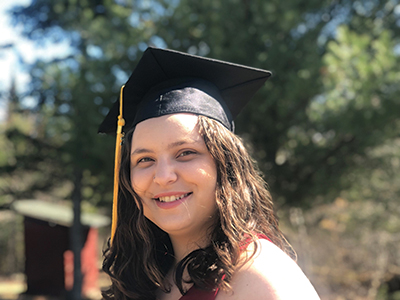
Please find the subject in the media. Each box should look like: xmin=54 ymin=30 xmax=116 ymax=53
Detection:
xmin=0 ymin=272 xmax=111 ymax=300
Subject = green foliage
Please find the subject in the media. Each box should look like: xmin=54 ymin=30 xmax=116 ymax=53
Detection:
xmin=0 ymin=213 xmax=24 ymax=275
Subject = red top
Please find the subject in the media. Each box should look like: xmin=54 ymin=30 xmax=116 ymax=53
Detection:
xmin=179 ymin=286 xmax=218 ymax=300
xmin=179 ymin=234 xmax=270 ymax=300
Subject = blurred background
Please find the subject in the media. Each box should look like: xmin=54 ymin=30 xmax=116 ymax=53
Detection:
xmin=0 ymin=0 xmax=399 ymax=299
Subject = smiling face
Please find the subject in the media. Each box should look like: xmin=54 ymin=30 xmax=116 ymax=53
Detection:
xmin=130 ymin=113 xmax=218 ymax=241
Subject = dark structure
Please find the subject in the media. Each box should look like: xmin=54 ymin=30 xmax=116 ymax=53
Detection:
xmin=12 ymin=199 xmax=110 ymax=298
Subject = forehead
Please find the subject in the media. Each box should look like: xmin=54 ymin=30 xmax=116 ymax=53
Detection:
xmin=131 ymin=113 xmax=201 ymax=145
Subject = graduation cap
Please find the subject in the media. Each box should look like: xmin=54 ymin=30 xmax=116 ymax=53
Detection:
xmin=99 ymin=47 xmax=271 ymax=242
xmin=99 ymin=47 xmax=271 ymax=134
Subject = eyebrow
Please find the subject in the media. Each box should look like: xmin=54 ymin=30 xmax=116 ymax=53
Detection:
xmin=130 ymin=139 xmax=199 ymax=156
xmin=130 ymin=148 xmax=154 ymax=156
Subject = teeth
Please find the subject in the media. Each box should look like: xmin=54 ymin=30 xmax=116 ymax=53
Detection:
xmin=158 ymin=193 xmax=189 ymax=202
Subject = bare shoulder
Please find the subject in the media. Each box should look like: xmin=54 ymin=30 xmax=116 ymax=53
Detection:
xmin=216 ymin=239 xmax=320 ymax=300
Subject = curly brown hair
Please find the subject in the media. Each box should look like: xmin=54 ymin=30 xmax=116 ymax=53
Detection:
xmin=102 ymin=115 xmax=295 ymax=300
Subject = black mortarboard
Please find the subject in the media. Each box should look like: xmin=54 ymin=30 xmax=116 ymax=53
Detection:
xmin=98 ymin=47 xmax=271 ymax=134
xmin=99 ymin=47 xmax=271 ymax=242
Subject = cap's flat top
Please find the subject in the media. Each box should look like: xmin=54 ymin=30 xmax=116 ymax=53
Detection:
xmin=12 ymin=199 xmax=110 ymax=228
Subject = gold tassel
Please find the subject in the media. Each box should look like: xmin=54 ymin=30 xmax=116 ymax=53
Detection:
xmin=111 ymin=85 xmax=125 ymax=243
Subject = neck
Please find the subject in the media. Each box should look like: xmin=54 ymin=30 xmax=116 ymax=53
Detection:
xmin=169 ymin=232 xmax=211 ymax=263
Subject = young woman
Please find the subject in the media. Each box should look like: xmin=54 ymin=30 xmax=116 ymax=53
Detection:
xmin=100 ymin=47 xmax=320 ymax=300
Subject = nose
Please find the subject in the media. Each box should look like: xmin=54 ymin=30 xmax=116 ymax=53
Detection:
xmin=153 ymin=158 xmax=177 ymax=186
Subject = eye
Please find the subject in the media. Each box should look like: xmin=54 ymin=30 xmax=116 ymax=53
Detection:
xmin=177 ymin=150 xmax=196 ymax=158
xmin=137 ymin=157 xmax=154 ymax=164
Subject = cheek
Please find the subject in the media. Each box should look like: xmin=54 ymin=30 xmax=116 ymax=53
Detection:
xmin=198 ymin=164 xmax=218 ymax=198
xmin=204 ymin=161 xmax=218 ymax=188
xmin=130 ymin=169 xmax=151 ymax=194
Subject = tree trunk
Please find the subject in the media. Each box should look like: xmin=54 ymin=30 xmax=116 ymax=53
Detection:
xmin=70 ymin=169 xmax=83 ymax=300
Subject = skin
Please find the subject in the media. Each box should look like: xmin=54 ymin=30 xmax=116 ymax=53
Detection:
xmin=216 ymin=239 xmax=321 ymax=300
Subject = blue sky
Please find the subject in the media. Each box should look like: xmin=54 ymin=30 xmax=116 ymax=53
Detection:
xmin=0 ymin=0 xmax=30 ymax=120
xmin=0 ymin=0 xmax=71 ymax=120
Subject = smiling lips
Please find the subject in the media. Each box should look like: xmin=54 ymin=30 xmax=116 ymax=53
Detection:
xmin=155 ymin=192 xmax=192 ymax=203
